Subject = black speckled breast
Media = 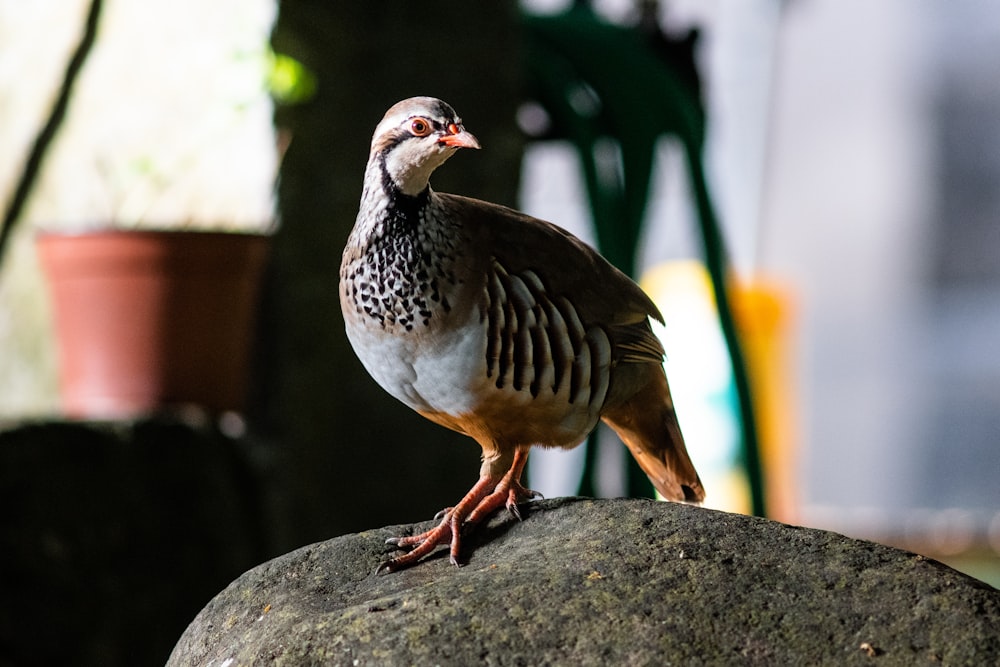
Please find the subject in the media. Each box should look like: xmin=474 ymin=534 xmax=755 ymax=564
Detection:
xmin=345 ymin=193 xmax=462 ymax=333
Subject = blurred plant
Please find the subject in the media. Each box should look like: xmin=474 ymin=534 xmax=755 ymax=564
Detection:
xmin=9 ymin=0 xmax=305 ymax=235
xmin=267 ymin=51 xmax=317 ymax=106
xmin=91 ymin=47 xmax=314 ymax=229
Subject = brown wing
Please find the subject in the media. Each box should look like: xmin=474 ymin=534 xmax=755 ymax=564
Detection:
xmin=440 ymin=193 xmax=664 ymax=365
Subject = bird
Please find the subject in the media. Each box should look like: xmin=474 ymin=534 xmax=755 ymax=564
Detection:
xmin=340 ymin=96 xmax=704 ymax=573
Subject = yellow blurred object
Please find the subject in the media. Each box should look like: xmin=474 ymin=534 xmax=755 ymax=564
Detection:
xmin=731 ymin=279 xmax=798 ymax=524
xmin=640 ymin=261 xmax=797 ymax=521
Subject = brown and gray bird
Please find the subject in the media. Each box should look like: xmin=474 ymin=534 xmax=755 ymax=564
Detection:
xmin=340 ymin=97 xmax=704 ymax=572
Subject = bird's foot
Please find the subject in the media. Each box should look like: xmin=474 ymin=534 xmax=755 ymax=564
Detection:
xmin=432 ymin=506 xmax=454 ymax=521
xmin=378 ymin=475 xmax=496 ymax=573
xmin=378 ymin=449 xmax=539 ymax=573
xmin=377 ymin=481 xmax=541 ymax=573
xmin=378 ymin=520 xmax=455 ymax=574
xmin=466 ymin=480 xmax=542 ymax=523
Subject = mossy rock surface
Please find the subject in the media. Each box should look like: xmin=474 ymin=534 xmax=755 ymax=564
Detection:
xmin=169 ymin=497 xmax=999 ymax=666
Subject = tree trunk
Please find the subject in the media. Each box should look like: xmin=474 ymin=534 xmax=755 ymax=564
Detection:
xmin=258 ymin=1 xmax=524 ymax=550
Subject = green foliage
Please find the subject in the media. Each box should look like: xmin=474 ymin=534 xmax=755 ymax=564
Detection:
xmin=266 ymin=51 xmax=316 ymax=105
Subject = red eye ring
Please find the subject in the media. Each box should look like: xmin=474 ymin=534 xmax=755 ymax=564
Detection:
xmin=410 ymin=118 xmax=433 ymax=137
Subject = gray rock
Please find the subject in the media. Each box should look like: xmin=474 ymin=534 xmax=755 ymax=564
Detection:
xmin=169 ymin=497 xmax=999 ymax=666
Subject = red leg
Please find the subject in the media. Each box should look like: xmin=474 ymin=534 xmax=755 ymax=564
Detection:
xmin=378 ymin=475 xmax=495 ymax=573
xmin=378 ymin=448 xmax=540 ymax=573
xmin=464 ymin=448 xmax=540 ymax=524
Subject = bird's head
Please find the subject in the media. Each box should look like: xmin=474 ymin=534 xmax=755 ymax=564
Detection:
xmin=368 ymin=97 xmax=480 ymax=197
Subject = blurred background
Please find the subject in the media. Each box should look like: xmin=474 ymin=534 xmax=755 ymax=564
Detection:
xmin=1 ymin=0 xmax=998 ymax=663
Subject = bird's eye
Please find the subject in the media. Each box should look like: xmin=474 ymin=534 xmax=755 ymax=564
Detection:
xmin=410 ymin=118 xmax=432 ymax=137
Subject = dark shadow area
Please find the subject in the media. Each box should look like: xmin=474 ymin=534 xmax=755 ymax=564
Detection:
xmin=0 ymin=419 xmax=267 ymax=666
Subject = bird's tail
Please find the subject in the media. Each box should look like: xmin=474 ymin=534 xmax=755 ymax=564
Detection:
xmin=601 ymin=369 xmax=705 ymax=503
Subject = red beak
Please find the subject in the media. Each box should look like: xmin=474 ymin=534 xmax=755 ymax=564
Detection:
xmin=438 ymin=127 xmax=481 ymax=150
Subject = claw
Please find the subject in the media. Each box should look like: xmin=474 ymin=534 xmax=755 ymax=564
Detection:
xmin=508 ymin=488 xmax=542 ymax=520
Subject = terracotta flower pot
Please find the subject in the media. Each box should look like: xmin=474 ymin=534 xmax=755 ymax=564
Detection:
xmin=37 ymin=230 xmax=269 ymax=419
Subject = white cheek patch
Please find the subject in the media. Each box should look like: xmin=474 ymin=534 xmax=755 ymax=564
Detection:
xmin=385 ymin=141 xmax=455 ymax=196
